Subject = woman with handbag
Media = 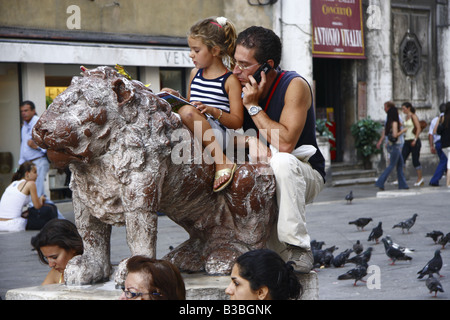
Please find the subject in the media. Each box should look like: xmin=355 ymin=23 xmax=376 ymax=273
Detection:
xmin=0 ymin=161 xmax=55 ymax=232
xmin=434 ymin=101 xmax=450 ymax=187
xmin=375 ymin=102 xmax=409 ymax=190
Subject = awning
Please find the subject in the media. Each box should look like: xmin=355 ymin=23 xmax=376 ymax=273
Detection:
xmin=312 ymin=0 xmax=366 ymax=59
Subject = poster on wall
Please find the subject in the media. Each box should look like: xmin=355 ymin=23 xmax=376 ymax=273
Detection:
xmin=312 ymin=0 xmax=366 ymax=59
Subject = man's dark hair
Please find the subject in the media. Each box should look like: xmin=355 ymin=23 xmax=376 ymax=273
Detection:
xmin=20 ymin=100 xmax=36 ymax=110
xmin=236 ymin=26 xmax=282 ymax=68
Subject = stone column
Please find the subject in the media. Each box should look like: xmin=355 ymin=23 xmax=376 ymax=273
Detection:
xmin=279 ymin=0 xmax=313 ymax=84
xmin=365 ymin=0 xmax=393 ymax=121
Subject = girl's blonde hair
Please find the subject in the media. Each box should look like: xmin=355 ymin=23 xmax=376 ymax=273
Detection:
xmin=189 ymin=16 xmax=237 ymax=70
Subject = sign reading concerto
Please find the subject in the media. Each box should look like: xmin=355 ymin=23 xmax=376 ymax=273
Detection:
xmin=312 ymin=0 xmax=366 ymax=59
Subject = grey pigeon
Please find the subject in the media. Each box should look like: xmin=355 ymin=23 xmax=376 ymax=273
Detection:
xmin=426 ymin=231 xmax=444 ymax=244
xmin=345 ymin=191 xmax=354 ymax=204
xmin=353 ymin=240 xmax=363 ymax=255
xmin=381 ymin=238 xmax=412 ymax=265
xmin=368 ymin=222 xmax=383 ymax=244
xmin=347 ymin=247 xmax=373 ymax=266
xmin=417 ymin=249 xmax=443 ymax=279
xmin=332 ymin=249 xmax=353 ymax=268
xmin=349 ymin=217 xmax=373 ymax=231
xmin=337 ymin=262 xmax=368 ymax=286
xmin=310 ymin=240 xmax=326 ymax=250
xmin=438 ymin=232 xmax=450 ymax=249
xmin=393 ymin=213 xmax=418 ymax=233
xmin=313 ymin=245 xmax=338 ymax=268
xmin=322 ymin=245 xmax=338 ymax=267
xmin=426 ymin=275 xmax=444 ymax=297
xmin=384 ymin=235 xmax=415 ymax=253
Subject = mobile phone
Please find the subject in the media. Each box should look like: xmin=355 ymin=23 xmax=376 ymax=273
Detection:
xmin=252 ymin=62 xmax=272 ymax=83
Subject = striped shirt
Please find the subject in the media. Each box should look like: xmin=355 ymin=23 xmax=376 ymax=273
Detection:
xmin=190 ymin=69 xmax=232 ymax=113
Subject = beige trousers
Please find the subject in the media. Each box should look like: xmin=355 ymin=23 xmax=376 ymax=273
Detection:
xmin=268 ymin=152 xmax=324 ymax=251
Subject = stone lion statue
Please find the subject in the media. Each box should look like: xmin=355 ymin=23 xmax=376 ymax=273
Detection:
xmin=33 ymin=66 xmax=277 ymax=286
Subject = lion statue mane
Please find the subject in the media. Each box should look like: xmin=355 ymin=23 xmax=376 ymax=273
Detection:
xmin=33 ymin=66 xmax=277 ymax=286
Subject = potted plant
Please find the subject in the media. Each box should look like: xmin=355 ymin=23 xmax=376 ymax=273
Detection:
xmin=350 ymin=117 xmax=383 ymax=169
xmin=316 ymin=119 xmax=335 ymax=169
xmin=316 ymin=119 xmax=336 ymax=142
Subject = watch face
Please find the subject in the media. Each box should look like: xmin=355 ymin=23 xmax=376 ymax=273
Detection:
xmin=249 ymin=106 xmax=261 ymax=116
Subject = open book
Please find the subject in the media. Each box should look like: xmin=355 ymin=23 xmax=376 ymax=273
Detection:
xmin=156 ymin=91 xmax=194 ymax=113
xmin=156 ymin=91 xmax=212 ymax=118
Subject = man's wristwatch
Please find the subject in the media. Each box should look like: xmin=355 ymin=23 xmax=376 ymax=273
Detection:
xmin=248 ymin=105 xmax=263 ymax=116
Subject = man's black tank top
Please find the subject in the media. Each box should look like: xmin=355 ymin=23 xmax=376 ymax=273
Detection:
xmin=243 ymin=70 xmax=326 ymax=182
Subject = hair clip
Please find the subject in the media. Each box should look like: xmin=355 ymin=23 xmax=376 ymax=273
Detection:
xmin=216 ymin=17 xmax=227 ymax=27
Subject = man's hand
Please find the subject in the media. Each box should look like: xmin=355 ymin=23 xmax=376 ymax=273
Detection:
xmin=242 ymin=71 xmax=266 ymax=108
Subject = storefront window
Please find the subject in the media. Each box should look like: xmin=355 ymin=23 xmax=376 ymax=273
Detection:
xmin=160 ymin=68 xmax=187 ymax=97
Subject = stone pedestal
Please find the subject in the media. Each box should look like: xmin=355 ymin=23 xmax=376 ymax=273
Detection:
xmin=6 ymin=271 xmax=318 ymax=300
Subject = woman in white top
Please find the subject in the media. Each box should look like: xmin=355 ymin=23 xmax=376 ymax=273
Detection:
xmin=0 ymin=161 xmax=46 ymax=232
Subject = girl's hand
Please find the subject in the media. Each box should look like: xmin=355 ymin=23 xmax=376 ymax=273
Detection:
xmin=191 ymin=101 xmax=210 ymax=115
xmin=161 ymin=88 xmax=182 ymax=98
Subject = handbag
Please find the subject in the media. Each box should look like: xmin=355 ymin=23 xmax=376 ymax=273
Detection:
xmin=387 ymin=130 xmax=398 ymax=144
xmin=413 ymin=120 xmax=428 ymax=134
xmin=25 ymin=203 xmax=58 ymax=230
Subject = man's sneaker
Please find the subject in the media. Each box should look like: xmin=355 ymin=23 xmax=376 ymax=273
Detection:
xmin=283 ymin=244 xmax=313 ymax=274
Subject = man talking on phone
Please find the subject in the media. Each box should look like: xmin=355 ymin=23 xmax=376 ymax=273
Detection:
xmin=233 ymin=26 xmax=326 ymax=273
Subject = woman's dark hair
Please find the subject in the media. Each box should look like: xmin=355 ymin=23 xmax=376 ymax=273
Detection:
xmin=444 ymin=101 xmax=450 ymax=128
xmin=236 ymin=26 xmax=282 ymax=68
xmin=385 ymin=103 xmax=400 ymax=136
xmin=235 ymin=249 xmax=303 ymax=300
xmin=31 ymin=219 xmax=83 ymax=265
xmin=12 ymin=161 xmax=35 ymax=182
xmin=126 ymin=255 xmax=186 ymax=300
xmin=402 ymin=101 xmax=415 ymax=114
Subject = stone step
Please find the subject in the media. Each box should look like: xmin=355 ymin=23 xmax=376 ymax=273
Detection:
xmin=330 ymin=163 xmax=378 ymax=187
xmin=331 ymin=176 xmax=377 ymax=187
xmin=332 ymin=169 xmax=377 ymax=180
xmin=6 ymin=271 xmax=318 ymax=300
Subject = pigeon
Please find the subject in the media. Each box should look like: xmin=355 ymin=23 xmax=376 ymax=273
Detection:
xmin=393 ymin=213 xmax=418 ymax=233
xmin=347 ymin=247 xmax=373 ymax=266
xmin=368 ymin=222 xmax=383 ymax=244
xmin=438 ymin=232 xmax=450 ymax=249
xmin=337 ymin=262 xmax=368 ymax=286
xmin=345 ymin=191 xmax=354 ymax=204
xmin=310 ymin=240 xmax=326 ymax=251
xmin=313 ymin=245 xmax=338 ymax=269
xmin=426 ymin=275 xmax=444 ymax=297
xmin=417 ymin=249 xmax=443 ymax=279
xmin=349 ymin=217 xmax=373 ymax=231
xmin=381 ymin=238 xmax=412 ymax=265
xmin=332 ymin=249 xmax=353 ymax=268
xmin=384 ymin=235 xmax=415 ymax=253
xmin=353 ymin=240 xmax=363 ymax=255
xmin=313 ymin=249 xmax=326 ymax=269
xmin=322 ymin=246 xmax=338 ymax=268
xmin=426 ymin=231 xmax=444 ymax=244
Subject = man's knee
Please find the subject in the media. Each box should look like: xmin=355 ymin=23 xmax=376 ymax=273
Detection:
xmin=270 ymin=152 xmax=298 ymax=177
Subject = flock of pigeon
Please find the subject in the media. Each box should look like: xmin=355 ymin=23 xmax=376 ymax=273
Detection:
xmin=311 ymin=194 xmax=449 ymax=298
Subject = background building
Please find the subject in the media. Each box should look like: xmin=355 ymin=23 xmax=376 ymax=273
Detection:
xmin=0 ymin=0 xmax=449 ymax=197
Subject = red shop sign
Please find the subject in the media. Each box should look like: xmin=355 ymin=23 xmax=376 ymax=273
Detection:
xmin=312 ymin=0 xmax=366 ymax=59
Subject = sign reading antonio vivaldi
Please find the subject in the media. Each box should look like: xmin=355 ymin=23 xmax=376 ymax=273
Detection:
xmin=312 ymin=0 xmax=366 ymax=59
